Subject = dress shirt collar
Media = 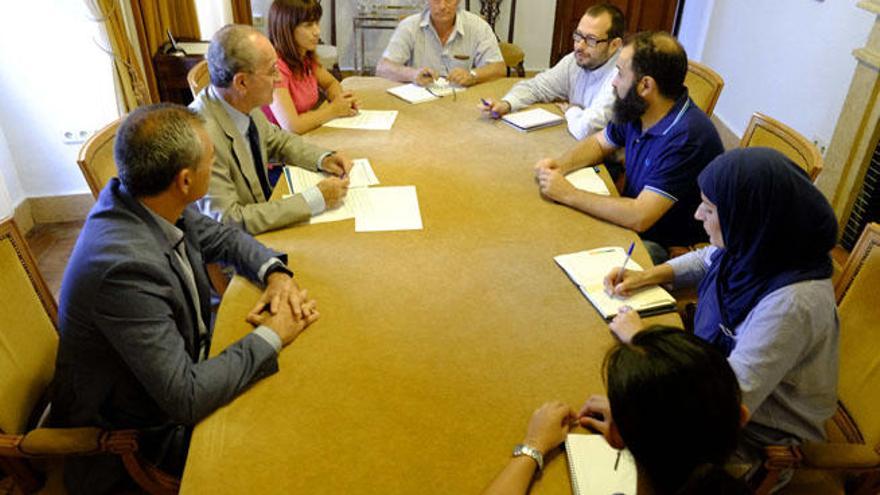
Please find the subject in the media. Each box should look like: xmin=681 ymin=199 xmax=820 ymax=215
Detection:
xmin=140 ymin=202 xmax=185 ymax=250
xmin=419 ymin=8 xmax=465 ymax=41
xmin=210 ymin=85 xmax=251 ymax=138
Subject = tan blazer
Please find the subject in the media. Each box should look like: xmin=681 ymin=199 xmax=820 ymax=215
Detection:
xmin=190 ymin=88 xmax=328 ymax=234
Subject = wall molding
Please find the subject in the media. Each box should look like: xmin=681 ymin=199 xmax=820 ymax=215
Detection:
xmin=12 ymin=193 xmax=94 ymax=235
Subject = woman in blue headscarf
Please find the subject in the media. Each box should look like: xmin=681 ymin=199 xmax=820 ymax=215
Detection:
xmin=604 ymin=147 xmax=839 ymax=480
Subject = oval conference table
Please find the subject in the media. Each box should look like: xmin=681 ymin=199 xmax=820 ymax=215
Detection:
xmin=180 ymin=77 xmax=681 ymax=494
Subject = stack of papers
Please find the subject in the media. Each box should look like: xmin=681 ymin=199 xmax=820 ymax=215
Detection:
xmin=554 ymin=246 xmax=676 ymax=320
xmin=502 ymin=108 xmax=565 ymax=132
xmin=322 ymin=110 xmax=398 ymax=130
xmin=284 ymin=159 xmax=422 ymax=231
xmin=566 ymin=167 xmax=611 ymax=195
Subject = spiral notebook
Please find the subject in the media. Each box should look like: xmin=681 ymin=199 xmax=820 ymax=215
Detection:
xmin=565 ymin=434 xmax=637 ymax=495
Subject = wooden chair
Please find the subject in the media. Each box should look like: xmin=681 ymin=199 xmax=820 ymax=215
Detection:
xmin=0 ymin=217 xmax=180 ymax=495
xmin=684 ymin=60 xmax=724 ymax=116
xmin=740 ymin=112 xmax=823 ymax=182
xmin=186 ymin=59 xmax=210 ymax=98
xmin=77 ymin=118 xmax=122 ymax=199
xmin=466 ymin=0 xmax=525 ymax=77
xmin=753 ymin=223 xmax=880 ymax=495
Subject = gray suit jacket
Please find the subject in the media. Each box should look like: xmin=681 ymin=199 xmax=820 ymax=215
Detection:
xmin=51 ymin=179 xmax=285 ymax=493
xmin=190 ymin=87 xmax=328 ymax=234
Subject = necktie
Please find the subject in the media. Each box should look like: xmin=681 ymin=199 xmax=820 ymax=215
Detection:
xmin=247 ymin=117 xmax=272 ymax=201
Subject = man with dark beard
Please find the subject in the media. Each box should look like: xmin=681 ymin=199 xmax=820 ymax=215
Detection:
xmin=480 ymin=4 xmax=624 ymax=140
xmin=534 ymin=31 xmax=723 ymax=264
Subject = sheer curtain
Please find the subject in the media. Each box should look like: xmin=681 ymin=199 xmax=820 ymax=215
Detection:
xmin=195 ymin=0 xmax=234 ymax=38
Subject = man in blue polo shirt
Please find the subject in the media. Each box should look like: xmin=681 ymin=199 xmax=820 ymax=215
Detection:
xmin=534 ymin=31 xmax=724 ymax=264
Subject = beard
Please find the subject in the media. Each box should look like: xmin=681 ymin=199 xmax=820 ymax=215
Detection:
xmin=611 ymin=83 xmax=648 ymax=124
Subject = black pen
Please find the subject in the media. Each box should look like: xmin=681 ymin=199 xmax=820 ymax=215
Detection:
xmin=614 ymin=449 xmax=621 ymax=471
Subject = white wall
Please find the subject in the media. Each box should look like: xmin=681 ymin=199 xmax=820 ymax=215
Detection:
xmin=249 ymin=0 xmax=557 ymax=71
xmin=0 ymin=0 xmax=118 ymax=200
xmin=0 ymin=124 xmax=24 ymax=218
xmin=677 ymin=0 xmax=714 ymax=62
xmin=693 ymin=0 xmax=874 ymax=146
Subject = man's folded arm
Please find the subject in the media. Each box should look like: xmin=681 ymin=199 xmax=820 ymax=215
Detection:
xmin=94 ymin=264 xmax=279 ymax=425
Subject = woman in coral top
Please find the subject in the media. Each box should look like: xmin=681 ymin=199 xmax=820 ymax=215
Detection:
xmin=264 ymin=0 xmax=358 ymax=134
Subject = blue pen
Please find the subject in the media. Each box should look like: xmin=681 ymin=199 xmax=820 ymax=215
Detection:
xmin=614 ymin=241 xmax=636 ymax=287
xmin=480 ymin=98 xmax=499 ymax=118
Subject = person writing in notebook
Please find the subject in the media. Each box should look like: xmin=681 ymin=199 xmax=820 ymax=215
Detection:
xmin=375 ymin=0 xmax=505 ymax=87
xmin=482 ymin=327 xmax=749 ymax=494
xmin=605 ymin=148 xmax=839 ymax=490
xmin=263 ymin=0 xmax=359 ymax=134
xmin=480 ymin=4 xmax=624 ymax=140
xmin=191 ymin=24 xmax=352 ymax=235
xmin=533 ymin=32 xmax=723 ymax=264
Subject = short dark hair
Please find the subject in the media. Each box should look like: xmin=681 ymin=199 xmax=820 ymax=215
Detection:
xmin=585 ymin=3 xmax=625 ymax=41
xmin=269 ymin=0 xmax=323 ymax=76
xmin=207 ymin=24 xmax=263 ymax=88
xmin=627 ymin=31 xmax=688 ymax=100
xmin=114 ymin=103 xmax=205 ymax=197
xmin=605 ymin=326 xmax=747 ymax=494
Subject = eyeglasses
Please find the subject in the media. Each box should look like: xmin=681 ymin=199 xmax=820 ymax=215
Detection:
xmin=572 ymin=32 xmax=609 ymax=48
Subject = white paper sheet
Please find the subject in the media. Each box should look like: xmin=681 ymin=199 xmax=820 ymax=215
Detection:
xmin=354 ymin=186 xmax=423 ymax=232
xmin=386 ymin=78 xmax=465 ymax=104
xmin=566 ymin=167 xmax=610 ymax=195
xmin=284 ymin=159 xmax=379 ymax=193
xmin=501 ymin=108 xmax=565 ymax=131
xmin=322 ymin=110 xmax=399 ymax=130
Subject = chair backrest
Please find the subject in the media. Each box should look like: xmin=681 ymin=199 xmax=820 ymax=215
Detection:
xmin=187 ymin=59 xmax=210 ymax=98
xmin=832 ymin=222 xmax=880 ymax=448
xmin=77 ymin=118 xmax=121 ymax=199
xmin=684 ymin=60 xmax=724 ymax=116
xmin=739 ymin=112 xmax=823 ymax=181
xmin=0 ymin=218 xmax=59 ymax=435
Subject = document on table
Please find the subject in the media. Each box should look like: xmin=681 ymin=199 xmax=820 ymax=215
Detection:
xmin=354 ymin=186 xmax=423 ymax=232
xmin=566 ymin=167 xmax=610 ymax=195
xmin=386 ymin=78 xmax=465 ymax=104
xmin=322 ymin=110 xmax=398 ymax=130
xmin=284 ymin=158 xmax=379 ymax=192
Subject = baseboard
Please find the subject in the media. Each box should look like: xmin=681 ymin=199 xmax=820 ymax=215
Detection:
xmin=13 ymin=199 xmax=33 ymax=235
xmin=28 ymin=193 xmax=95 ymax=225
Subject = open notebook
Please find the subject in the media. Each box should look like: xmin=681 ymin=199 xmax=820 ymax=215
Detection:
xmin=502 ymin=108 xmax=565 ymax=132
xmin=566 ymin=167 xmax=610 ymax=195
xmin=565 ymin=434 xmax=637 ymax=495
xmin=554 ymin=246 xmax=676 ymax=320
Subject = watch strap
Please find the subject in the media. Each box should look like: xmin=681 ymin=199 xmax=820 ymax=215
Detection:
xmin=512 ymin=443 xmax=544 ymax=470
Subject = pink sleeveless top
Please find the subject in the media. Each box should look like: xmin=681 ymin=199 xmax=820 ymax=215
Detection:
xmin=262 ymin=56 xmax=319 ymax=125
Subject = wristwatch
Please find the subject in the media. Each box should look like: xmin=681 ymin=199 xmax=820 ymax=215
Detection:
xmin=512 ymin=443 xmax=544 ymax=470
xmin=469 ymin=68 xmax=478 ymax=82
xmin=264 ymin=262 xmax=293 ymax=283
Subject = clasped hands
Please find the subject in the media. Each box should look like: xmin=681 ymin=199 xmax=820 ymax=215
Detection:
xmin=521 ymin=395 xmax=625 ymax=457
xmin=533 ymin=158 xmax=578 ymax=204
xmin=247 ymin=272 xmax=319 ymax=347
xmin=413 ymin=66 xmax=477 ymax=87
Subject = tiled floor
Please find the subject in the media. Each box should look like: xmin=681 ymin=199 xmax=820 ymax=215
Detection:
xmin=24 ymin=220 xmax=83 ymax=300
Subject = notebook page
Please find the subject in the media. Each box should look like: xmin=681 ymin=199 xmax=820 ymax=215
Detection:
xmin=565 ymin=434 xmax=636 ymax=495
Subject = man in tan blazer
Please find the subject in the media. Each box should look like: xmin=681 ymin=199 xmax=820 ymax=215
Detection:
xmin=191 ymin=24 xmax=351 ymax=235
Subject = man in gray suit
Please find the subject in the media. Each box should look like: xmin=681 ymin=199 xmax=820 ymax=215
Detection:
xmin=51 ymin=104 xmax=319 ymax=494
xmin=191 ymin=24 xmax=352 ymax=235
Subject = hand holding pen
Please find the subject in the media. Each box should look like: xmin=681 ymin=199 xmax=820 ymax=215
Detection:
xmin=604 ymin=242 xmax=639 ymax=297
xmin=479 ymin=98 xmax=510 ymax=119
xmin=414 ymin=67 xmax=437 ymax=87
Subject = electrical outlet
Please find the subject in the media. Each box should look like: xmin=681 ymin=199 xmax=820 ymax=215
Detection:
xmin=812 ymin=136 xmax=827 ymax=156
xmin=62 ymin=129 xmax=93 ymax=145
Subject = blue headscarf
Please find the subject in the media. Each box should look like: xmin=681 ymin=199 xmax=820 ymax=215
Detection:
xmin=693 ymin=148 xmax=837 ymax=356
